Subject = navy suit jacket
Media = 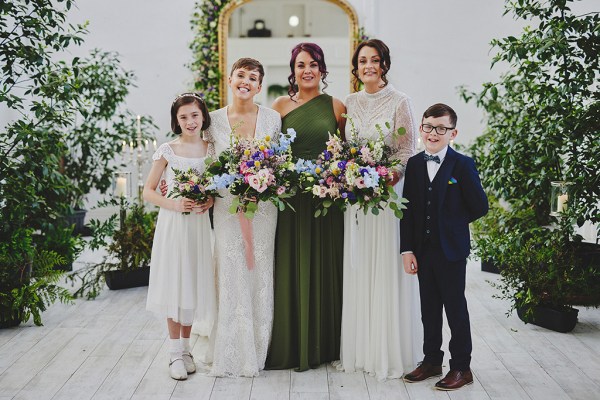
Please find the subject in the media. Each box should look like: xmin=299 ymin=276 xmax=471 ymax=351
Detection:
xmin=400 ymin=147 xmax=488 ymax=262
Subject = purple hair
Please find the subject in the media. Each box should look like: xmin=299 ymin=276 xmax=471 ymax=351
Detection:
xmin=287 ymin=42 xmax=329 ymax=100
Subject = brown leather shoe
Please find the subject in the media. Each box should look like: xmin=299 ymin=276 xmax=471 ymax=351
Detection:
xmin=434 ymin=369 xmax=473 ymax=390
xmin=403 ymin=363 xmax=443 ymax=382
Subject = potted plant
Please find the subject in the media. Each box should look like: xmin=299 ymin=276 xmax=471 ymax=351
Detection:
xmin=461 ymin=0 xmax=600 ymax=331
xmin=0 ymin=229 xmax=73 ymax=328
xmin=69 ymin=200 xmax=158 ymax=299
xmin=60 ymin=50 xmax=157 ymax=234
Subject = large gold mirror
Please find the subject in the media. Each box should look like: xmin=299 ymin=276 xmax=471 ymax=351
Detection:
xmin=218 ymin=0 xmax=358 ymax=107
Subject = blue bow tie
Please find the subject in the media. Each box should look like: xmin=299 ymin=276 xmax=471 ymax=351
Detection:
xmin=424 ymin=154 xmax=441 ymax=163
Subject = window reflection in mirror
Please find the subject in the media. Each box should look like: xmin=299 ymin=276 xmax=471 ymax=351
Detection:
xmin=221 ymin=0 xmax=357 ymax=106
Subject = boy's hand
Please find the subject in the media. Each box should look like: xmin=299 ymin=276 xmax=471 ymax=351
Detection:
xmin=159 ymin=179 xmax=168 ymax=196
xmin=402 ymin=253 xmax=418 ymax=275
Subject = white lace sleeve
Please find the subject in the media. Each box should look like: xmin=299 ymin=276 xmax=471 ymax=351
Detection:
xmin=203 ymin=127 xmax=217 ymax=158
xmin=391 ymin=96 xmax=418 ymax=177
xmin=152 ymin=142 xmax=173 ymax=162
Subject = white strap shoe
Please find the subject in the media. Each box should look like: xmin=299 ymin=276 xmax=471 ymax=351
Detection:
xmin=169 ymin=358 xmax=188 ymax=380
xmin=182 ymin=352 xmax=196 ymax=374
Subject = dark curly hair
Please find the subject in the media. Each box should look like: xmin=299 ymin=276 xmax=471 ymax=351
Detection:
xmin=287 ymin=42 xmax=328 ymax=100
xmin=351 ymin=39 xmax=391 ymax=92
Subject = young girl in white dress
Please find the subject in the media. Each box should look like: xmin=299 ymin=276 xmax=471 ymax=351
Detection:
xmin=204 ymin=58 xmax=281 ymax=377
xmin=335 ymin=39 xmax=423 ymax=381
xmin=144 ymin=93 xmax=216 ymax=381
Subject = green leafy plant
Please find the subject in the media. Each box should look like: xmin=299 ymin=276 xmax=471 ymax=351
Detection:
xmin=462 ymin=0 xmax=600 ymax=317
xmin=0 ymin=229 xmax=73 ymax=326
xmin=61 ymin=50 xmax=158 ymax=210
xmin=68 ymin=201 xmax=158 ymax=299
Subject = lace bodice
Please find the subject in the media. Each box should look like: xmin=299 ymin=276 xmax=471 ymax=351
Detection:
xmin=345 ymin=84 xmax=418 ymax=175
xmin=204 ymin=105 xmax=282 ymax=156
xmin=152 ymin=143 xmax=207 ymax=195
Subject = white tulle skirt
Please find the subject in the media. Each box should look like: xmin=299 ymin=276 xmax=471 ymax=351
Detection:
xmin=146 ymin=208 xmax=216 ymax=327
xmin=335 ymin=179 xmax=423 ymax=381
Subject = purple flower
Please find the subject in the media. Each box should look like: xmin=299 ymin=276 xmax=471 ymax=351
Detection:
xmin=323 ymin=151 xmax=331 ymax=161
xmin=246 ymin=161 xmax=254 ymax=167
xmin=360 ymin=168 xmax=369 ymax=176
xmin=338 ymin=160 xmax=347 ymax=170
xmin=341 ymin=192 xmax=348 ymax=199
xmin=347 ymin=192 xmax=357 ymax=201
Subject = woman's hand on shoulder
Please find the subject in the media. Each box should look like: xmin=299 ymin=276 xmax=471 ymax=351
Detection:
xmin=333 ymin=97 xmax=347 ymax=138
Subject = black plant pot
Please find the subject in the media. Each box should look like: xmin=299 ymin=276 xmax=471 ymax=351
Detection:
xmin=517 ymin=304 xmax=578 ymax=333
xmin=481 ymin=259 xmax=502 ymax=274
xmin=104 ymin=266 xmax=150 ymax=290
xmin=66 ymin=208 xmax=88 ymax=235
xmin=0 ymin=307 xmax=21 ymax=329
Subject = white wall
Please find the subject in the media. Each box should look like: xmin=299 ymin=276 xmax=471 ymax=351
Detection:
xmin=4 ymin=0 xmax=596 ymax=223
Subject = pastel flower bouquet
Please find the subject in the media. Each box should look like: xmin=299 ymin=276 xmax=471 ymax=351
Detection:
xmin=297 ymin=116 xmax=408 ymax=218
xmin=169 ymin=167 xmax=220 ymax=215
xmin=204 ymin=128 xmax=298 ymax=219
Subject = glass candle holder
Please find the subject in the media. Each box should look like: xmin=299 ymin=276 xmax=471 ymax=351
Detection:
xmin=550 ymin=181 xmax=572 ymax=217
xmin=113 ymin=171 xmax=132 ymax=199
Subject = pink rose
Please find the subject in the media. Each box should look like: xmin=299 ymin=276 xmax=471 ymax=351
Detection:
xmin=376 ymin=166 xmax=389 ymax=177
xmin=318 ymin=185 xmax=328 ymax=198
xmin=247 ymin=174 xmax=259 ymax=186
xmin=355 ymin=177 xmax=366 ymax=189
xmin=326 ymin=176 xmax=334 ymax=186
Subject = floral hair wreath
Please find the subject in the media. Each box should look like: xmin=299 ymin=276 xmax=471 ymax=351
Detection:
xmin=172 ymin=92 xmax=205 ymax=105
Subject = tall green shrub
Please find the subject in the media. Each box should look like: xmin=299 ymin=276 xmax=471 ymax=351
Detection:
xmin=462 ymin=0 xmax=600 ymax=313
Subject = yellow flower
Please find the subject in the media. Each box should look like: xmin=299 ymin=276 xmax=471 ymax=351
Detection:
xmin=259 ymin=145 xmax=266 ymax=151
xmin=315 ymin=167 xmax=322 ymax=174
xmin=332 ymin=168 xmax=340 ymax=176
xmin=265 ymin=135 xmax=271 ymax=142
xmin=244 ymin=149 xmax=251 ymax=156
xmin=254 ymin=161 xmax=261 ymax=167
xmin=350 ymin=147 xmax=357 ymax=154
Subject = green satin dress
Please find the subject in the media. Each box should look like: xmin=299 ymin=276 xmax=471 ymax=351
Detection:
xmin=265 ymin=94 xmax=344 ymax=371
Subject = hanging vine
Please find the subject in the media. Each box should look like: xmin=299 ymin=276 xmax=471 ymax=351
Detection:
xmin=189 ymin=0 xmax=230 ymax=110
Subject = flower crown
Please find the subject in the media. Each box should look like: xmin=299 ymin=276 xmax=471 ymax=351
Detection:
xmin=172 ymin=92 xmax=204 ymax=105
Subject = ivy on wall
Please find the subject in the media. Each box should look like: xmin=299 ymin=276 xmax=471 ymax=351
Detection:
xmin=189 ymin=0 xmax=230 ymax=111
xmin=189 ymin=0 xmax=365 ymax=109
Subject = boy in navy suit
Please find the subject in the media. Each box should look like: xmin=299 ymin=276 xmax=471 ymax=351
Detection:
xmin=401 ymin=103 xmax=488 ymax=390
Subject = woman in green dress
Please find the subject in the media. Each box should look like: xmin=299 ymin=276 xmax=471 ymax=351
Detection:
xmin=265 ymin=42 xmax=346 ymax=371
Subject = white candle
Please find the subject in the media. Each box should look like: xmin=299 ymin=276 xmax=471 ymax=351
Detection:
xmin=153 ymin=139 xmax=157 ymax=150
xmin=136 ymin=115 xmax=141 ymax=135
xmin=557 ymin=193 xmax=568 ymax=213
xmin=129 ymin=141 xmax=134 ymax=155
xmin=122 ymin=140 xmax=127 ymax=154
xmin=115 ymin=176 xmax=127 ymax=197
xmin=145 ymin=139 xmax=149 ymax=151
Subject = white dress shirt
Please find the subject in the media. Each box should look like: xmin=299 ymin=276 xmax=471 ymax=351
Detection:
xmin=425 ymin=146 xmax=448 ymax=181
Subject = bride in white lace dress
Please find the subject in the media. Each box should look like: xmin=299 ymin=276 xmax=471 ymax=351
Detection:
xmin=204 ymin=58 xmax=281 ymax=377
xmin=335 ymin=40 xmax=423 ymax=381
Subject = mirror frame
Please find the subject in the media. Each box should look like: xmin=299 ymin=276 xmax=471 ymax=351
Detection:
xmin=217 ymin=0 xmax=359 ymax=108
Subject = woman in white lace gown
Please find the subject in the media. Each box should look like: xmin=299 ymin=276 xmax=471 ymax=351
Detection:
xmin=145 ymin=93 xmax=216 ymax=380
xmin=335 ymin=39 xmax=423 ymax=381
xmin=204 ymin=58 xmax=281 ymax=377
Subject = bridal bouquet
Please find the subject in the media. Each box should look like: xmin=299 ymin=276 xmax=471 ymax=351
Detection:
xmin=204 ymin=128 xmax=298 ymax=219
xmin=297 ymin=116 xmax=408 ymax=218
xmin=169 ymin=167 xmax=220 ymax=214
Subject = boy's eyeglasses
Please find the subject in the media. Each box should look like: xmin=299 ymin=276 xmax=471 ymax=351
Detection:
xmin=421 ymin=124 xmax=455 ymax=135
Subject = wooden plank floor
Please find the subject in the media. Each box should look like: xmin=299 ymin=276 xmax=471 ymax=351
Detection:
xmin=1 ymin=255 xmax=599 ymax=400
